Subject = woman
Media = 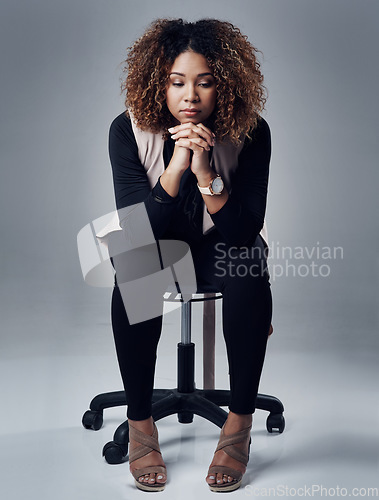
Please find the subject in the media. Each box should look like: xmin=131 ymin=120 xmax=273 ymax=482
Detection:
xmin=101 ymin=18 xmax=273 ymax=492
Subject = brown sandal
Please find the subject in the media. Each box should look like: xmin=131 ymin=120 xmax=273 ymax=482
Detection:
xmin=207 ymin=422 xmax=252 ymax=492
xmin=128 ymin=421 xmax=167 ymax=492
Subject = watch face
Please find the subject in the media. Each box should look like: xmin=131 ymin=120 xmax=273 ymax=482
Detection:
xmin=211 ymin=177 xmax=224 ymax=194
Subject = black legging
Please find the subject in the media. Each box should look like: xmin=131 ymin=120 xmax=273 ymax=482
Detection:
xmin=109 ymin=229 xmax=272 ymax=421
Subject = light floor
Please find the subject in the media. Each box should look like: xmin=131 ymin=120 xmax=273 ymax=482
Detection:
xmin=0 ymin=281 xmax=378 ymax=500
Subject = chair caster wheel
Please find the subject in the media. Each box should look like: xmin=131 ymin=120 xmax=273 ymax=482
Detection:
xmin=178 ymin=411 xmax=194 ymax=424
xmin=82 ymin=410 xmax=103 ymax=430
xmin=103 ymin=441 xmax=128 ymax=464
xmin=266 ymin=413 xmax=285 ymax=433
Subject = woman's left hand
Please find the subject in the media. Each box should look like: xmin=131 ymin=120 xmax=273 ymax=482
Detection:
xmin=169 ymin=122 xmax=215 ymax=176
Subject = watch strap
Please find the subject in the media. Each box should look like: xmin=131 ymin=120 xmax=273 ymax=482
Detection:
xmin=198 ymin=184 xmax=213 ymax=195
xmin=197 ymin=174 xmax=223 ymax=196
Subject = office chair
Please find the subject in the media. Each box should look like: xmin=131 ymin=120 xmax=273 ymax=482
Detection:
xmin=82 ymin=285 xmax=285 ymax=465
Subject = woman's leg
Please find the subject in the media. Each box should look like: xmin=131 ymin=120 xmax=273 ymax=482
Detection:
xmin=191 ymin=231 xmax=272 ymax=412
xmin=107 ymin=227 xmax=168 ymax=487
xmin=221 ymin=257 xmax=272 ymax=415
xmin=110 ymin=284 xmax=163 ymax=421
xmin=190 ymin=231 xmax=272 ymax=486
xmin=111 ymin=284 xmax=167 ymax=486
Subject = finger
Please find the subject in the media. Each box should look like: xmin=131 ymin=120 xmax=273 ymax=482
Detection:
xmin=175 ymin=137 xmax=210 ymax=152
xmin=171 ymin=129 xmax=213 ymax=147
xmin=168 ymin=121 xmax=203 ymax=132
xmin=171 ymin=130 xmax=197 ymax=140
xmin=168 ymin=123 xmax=193 ymax=134
xmin=169 ymin=121 xmax=213 ymax=135
xmin=184 ymin=123 xmax=214 ymax=145
xmin=188 ymin=137 xmax=212 ymax=150
xmin=170 ymin=124 xmax=214 ymax=146
xmin=195 ymin=123 xmax=216 ymax=142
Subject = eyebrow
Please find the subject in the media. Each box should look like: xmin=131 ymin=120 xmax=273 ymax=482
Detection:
xmin=169 ymin=72 xmax=214 ymax=77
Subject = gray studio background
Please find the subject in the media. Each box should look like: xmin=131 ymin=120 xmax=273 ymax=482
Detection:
xmin=0 ymin=1 xmax=378 ymax=499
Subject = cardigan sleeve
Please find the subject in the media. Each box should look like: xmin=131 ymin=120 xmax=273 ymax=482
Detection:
xmin=109 ymin=112 xmax=179 ymax=240
xmin=209 ymin=117 xmax=271 ymax=247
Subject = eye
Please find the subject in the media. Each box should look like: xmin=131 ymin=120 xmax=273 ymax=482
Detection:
xmin=172 ymin=82 xmax=184 ymax=87
xmin=199 ymin=82 xmax=211 ymax=88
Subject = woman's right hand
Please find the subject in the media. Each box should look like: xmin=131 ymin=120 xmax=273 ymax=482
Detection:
xmin=159 ymin=141 xmax=190 ymax=198
xmin=167 ymin=141 xmax=191 ymax=174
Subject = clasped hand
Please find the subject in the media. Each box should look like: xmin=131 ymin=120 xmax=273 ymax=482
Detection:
xmin=168 ymin=122 xmax=215 ymax=177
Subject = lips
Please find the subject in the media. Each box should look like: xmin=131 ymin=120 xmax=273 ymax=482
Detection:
xmin=181 ymin=108 xmax=201 ymax=117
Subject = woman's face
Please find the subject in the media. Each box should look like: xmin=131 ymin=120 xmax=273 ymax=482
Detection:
xmin=165 ymin=51 xmax=217 ymax=125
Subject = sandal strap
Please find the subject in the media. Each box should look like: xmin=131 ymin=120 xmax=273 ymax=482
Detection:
xmin=208 ymin=465 xmax=243 ymax=482
xmin=130 ymin=465 xmax=166 ymax=481
xmin=128 ymin=422 xmax=162 ymax=464
xmin=215 ymin=425 xmax=251 ymax=467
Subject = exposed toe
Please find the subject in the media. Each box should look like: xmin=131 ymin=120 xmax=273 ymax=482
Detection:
xmin=156 ymin=474 xmax=166 ymax=484
xmin=206 ymin=474 xmax=216 ymax=484
xmin=216 ymin=473 xmax=224 ymax=484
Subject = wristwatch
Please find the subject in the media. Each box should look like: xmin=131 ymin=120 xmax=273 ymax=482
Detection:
xmin=197 ymin=174 xmax=224 ymax=196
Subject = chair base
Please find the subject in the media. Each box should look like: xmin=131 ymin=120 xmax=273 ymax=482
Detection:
xmin=82 ymin=385 xmax=285 ymax=464
xmin=83 ymin=334 xmax=285 ymax=465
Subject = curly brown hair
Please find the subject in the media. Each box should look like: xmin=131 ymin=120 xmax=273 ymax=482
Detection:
xmin=121 ymin=18 xmax=267 ymax=145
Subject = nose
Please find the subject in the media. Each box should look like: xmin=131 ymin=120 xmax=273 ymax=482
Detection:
xmin=185 ymin=84 xmax=199 ymax=102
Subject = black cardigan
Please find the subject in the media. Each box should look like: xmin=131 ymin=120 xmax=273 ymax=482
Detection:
xmin=109 ymin=112 xmax=271 ymax=247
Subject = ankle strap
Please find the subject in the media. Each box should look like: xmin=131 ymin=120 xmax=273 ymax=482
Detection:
xmin=215 ymin=426 xmax=251 ymax=466
xmin=128 ymin=422 xmax=162 ymax=464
